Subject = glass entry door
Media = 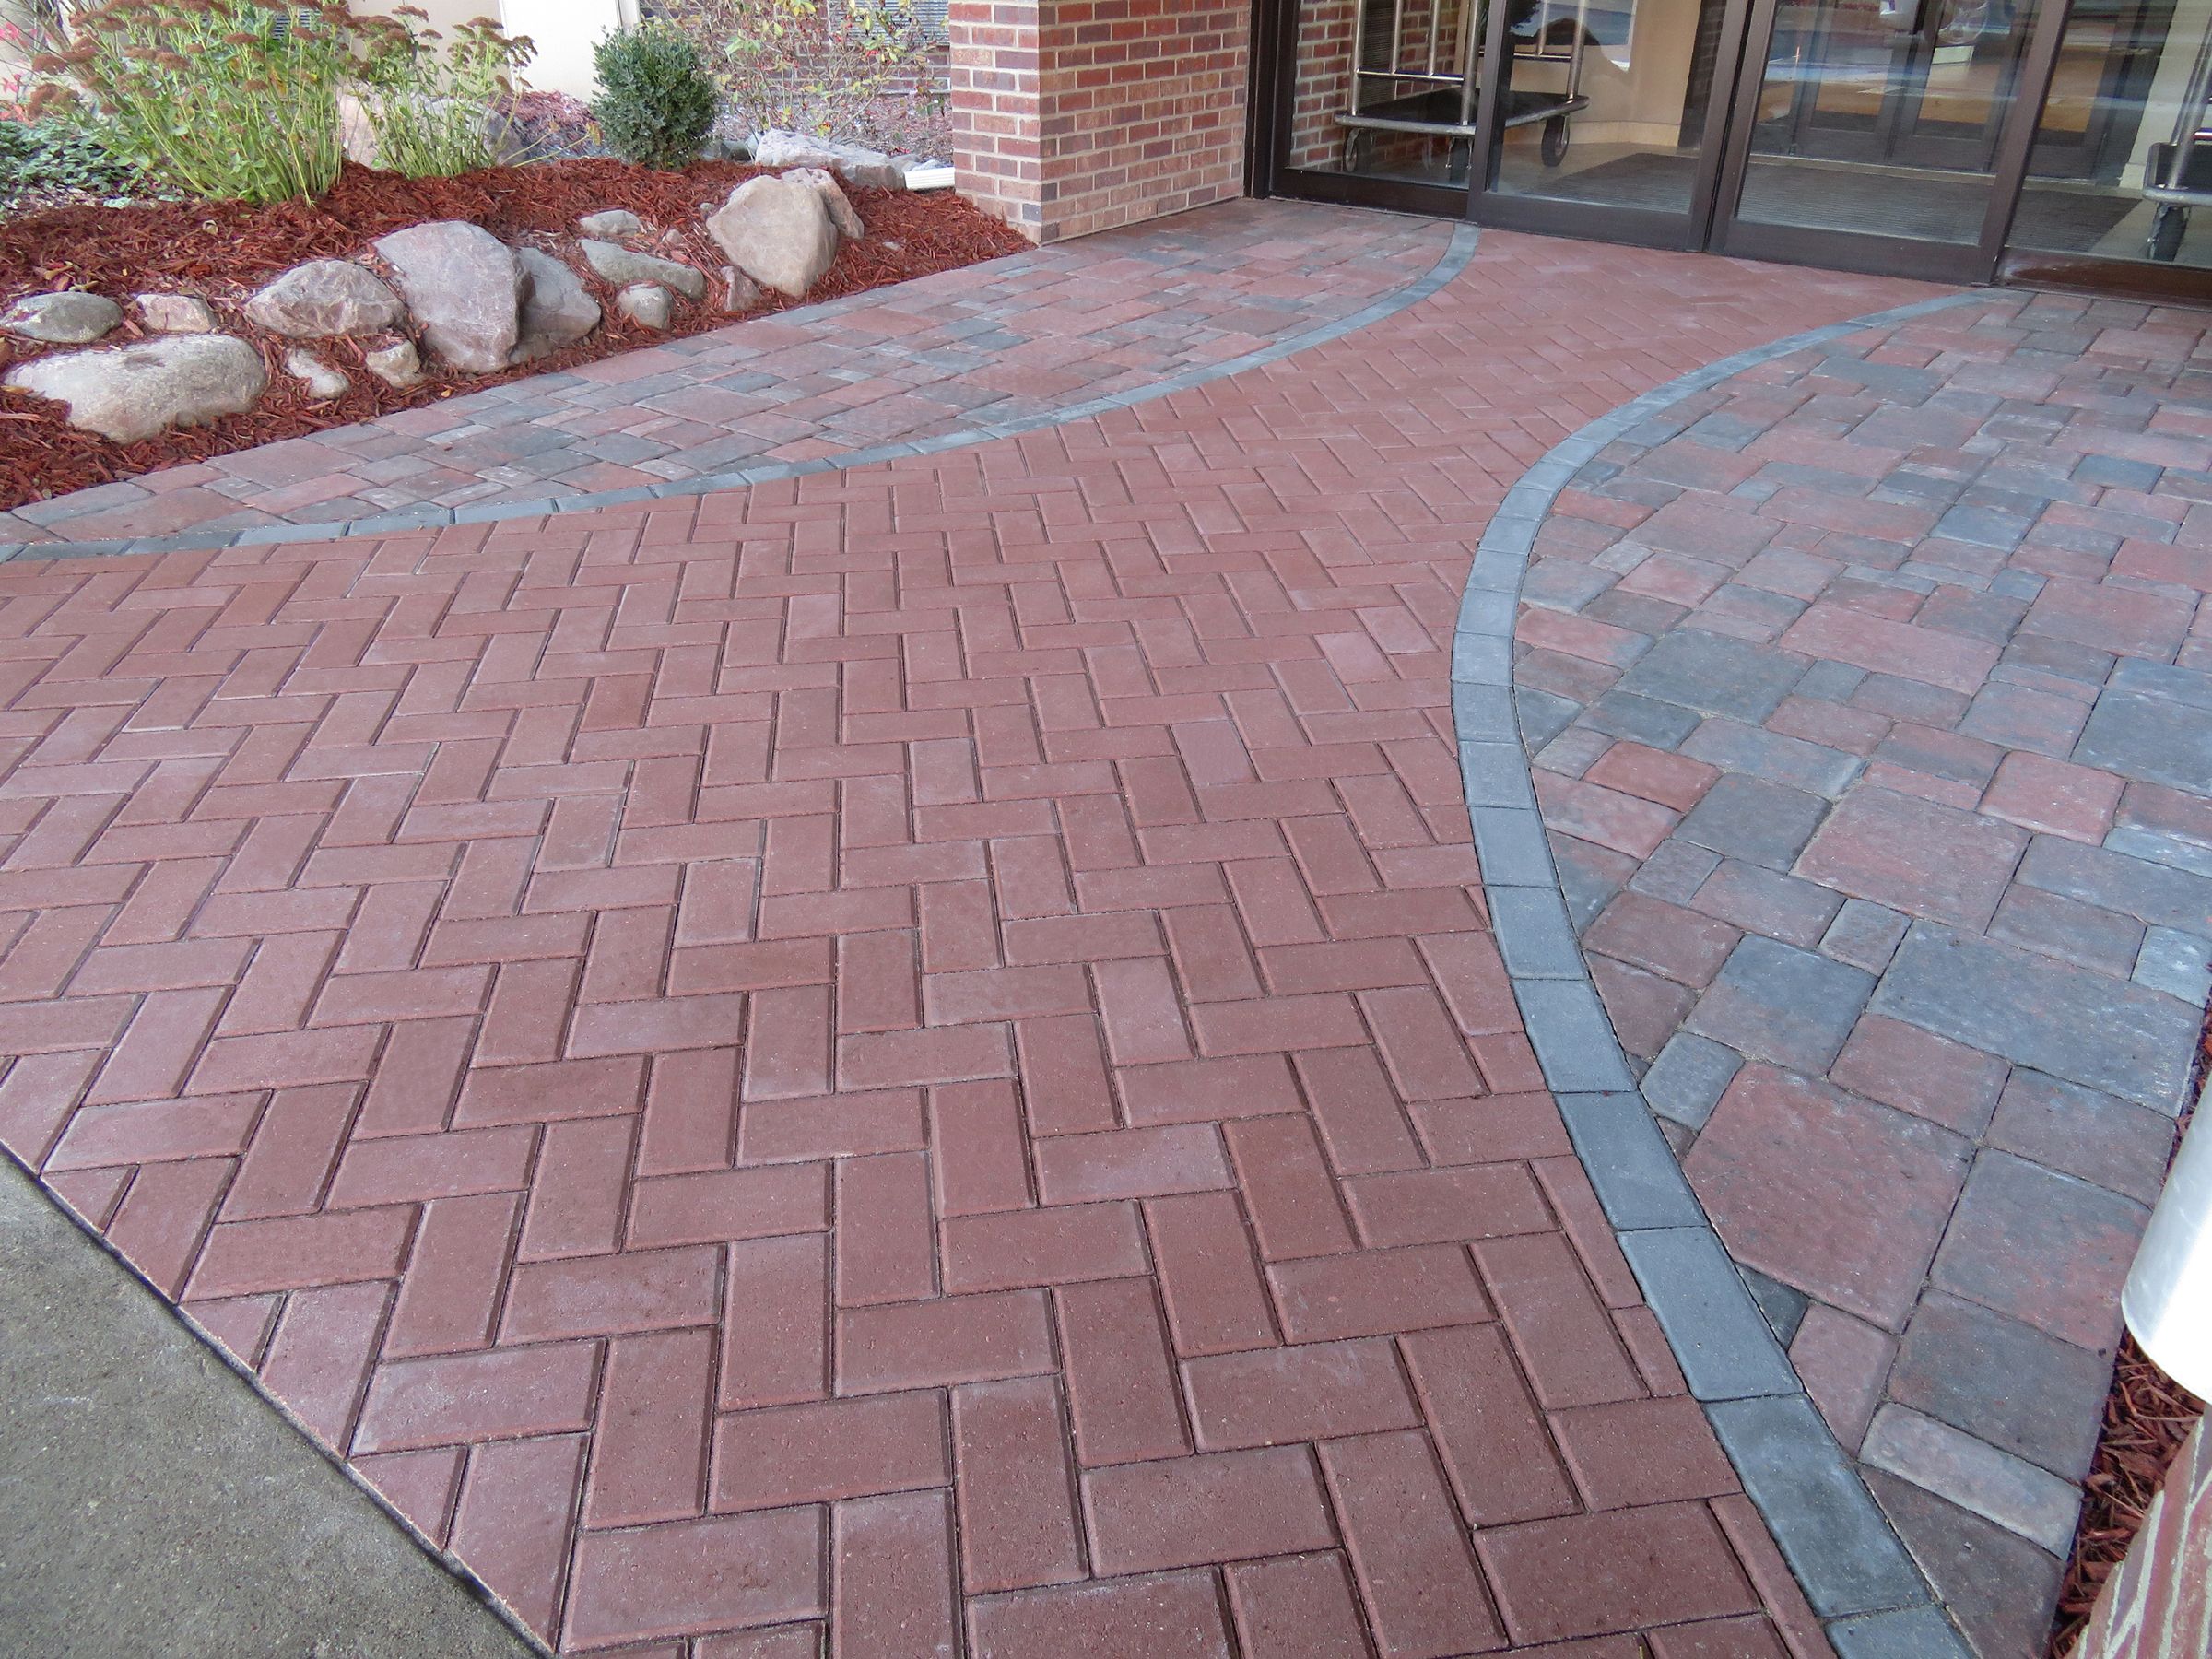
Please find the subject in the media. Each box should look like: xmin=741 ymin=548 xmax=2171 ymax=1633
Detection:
xmin=1254 ymin=0 xmax=2147 ymax=287
xmin=1711 ymin=0 xmax=2046 ymax=274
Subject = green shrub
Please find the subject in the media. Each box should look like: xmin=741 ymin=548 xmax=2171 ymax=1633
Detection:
xmin=0 ymin=118 xmax=139 ymax=205
xmin=591 ymin=25 xmax=716 ymax=171
xmin=30 ymin=0 xmax=352 ymax=206
xmin=357 ymin=10 xmax=535 ymax=180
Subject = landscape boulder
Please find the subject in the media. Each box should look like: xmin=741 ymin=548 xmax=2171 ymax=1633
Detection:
xmin=514 ymin=247 xmax=601 ymax=361
xmin=371 ymin=221 xmax=524 ymax=372
xmin=135 ymin=293 xmax=218 ymax=334
xmin=616 ymin=283 xmax=672 ymax=331
xmin=706 ymin=175 xmax=840 ymax=300
xmin=243 ymin=260 xmax=406 ymax=338
xmin=284 ymin=347 xmax=349 ymax=402
xmin=577 ymin=239 xmax=707 ymax=300
xmin=781 ymin=167 xmax=865 ymax=241
xmin=720 ymin=267 xmax=764 ymax=314
xmin=4 ymin=334 xmax=265 ymax=443
xmin=2 ymin=291 xmax=122 ymax=344
xmin=577 ymin=208 xmax=643 ymax=240
xmin=750 ymin=129 xmax=904 ymax=190
xmin=747 ymin=129 xmax=838 ymax=169
xmin=365 ymin=339 xmax=425 ymax=390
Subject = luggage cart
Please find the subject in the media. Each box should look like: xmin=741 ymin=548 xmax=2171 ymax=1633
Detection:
xmin=2145 ymin=18 xmax=2212 ymax=262
xmin=1337 ymin=0 xmax=1592 ymax=184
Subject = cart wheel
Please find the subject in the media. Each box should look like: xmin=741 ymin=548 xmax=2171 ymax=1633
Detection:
xmin=2148 ymin=204 xmax=2186 ymax=263
xmin=1449 ymin=136 xmax=1470 ymax=186
xmin=1541 ymin=116 xmax=1569 ymax=168
xmin=1345 ymin=130 xmax=1372 ymax=174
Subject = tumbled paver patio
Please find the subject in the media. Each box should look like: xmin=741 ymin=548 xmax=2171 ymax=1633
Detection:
xmin=1515 ymin=291 xmax=2209 ymax=1657
xmin=0 ymin=199 xmax=2201 ymax=1658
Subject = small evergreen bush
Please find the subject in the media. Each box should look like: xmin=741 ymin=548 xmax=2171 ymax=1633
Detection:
xmin=591 ymin=26 xmax=716 ymax=171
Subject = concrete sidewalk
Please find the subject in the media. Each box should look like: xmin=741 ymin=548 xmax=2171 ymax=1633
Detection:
xmin=0 ymin=1154 xmax=535 ymax=1659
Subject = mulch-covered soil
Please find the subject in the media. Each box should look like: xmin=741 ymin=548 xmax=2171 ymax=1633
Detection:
xmin=2048 ymin=1335 xmax=2206 ymax=1655
xmin=2045 ymin=1012 xmax=2209 ymax=1656
xmin=0 ymin=159 xmax=1030 ymax=514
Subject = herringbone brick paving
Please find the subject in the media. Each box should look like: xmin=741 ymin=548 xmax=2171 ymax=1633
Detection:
xmin=0 ymin=214 xmax=1933 ymax=1655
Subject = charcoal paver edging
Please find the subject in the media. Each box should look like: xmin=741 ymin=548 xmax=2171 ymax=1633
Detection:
xmin=1451 ymin=288 xmax=1990 ymax=1658
xmin=0 ymin=216 xmax=1482 ymax=566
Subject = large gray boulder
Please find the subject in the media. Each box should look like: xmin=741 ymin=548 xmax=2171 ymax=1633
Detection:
xmin=242 ymin=260 xmax=405 ymax=338
xmin=4 ymin=335 xmax=265 ymax=443
xmin=706 ymin=175 xmax=840 ymax=300
xmin=514 ymin=247 xmax=601 ymax=362
xmin=576 ymin=239 xmax=707 ymax=300
xmin=2 ymin=291 xmax=122 ymax=344
xmin=781 ymin=167 xmax=865 ymax=240
xmin=371 ymin=221 xmax=523 ymax=372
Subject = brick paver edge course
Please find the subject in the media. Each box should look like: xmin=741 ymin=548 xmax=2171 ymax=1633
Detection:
xmin=1453 ymin=288 xmax=1992 ymax=1659
xmin=0 ymin=219 xmax=1480 ymax=566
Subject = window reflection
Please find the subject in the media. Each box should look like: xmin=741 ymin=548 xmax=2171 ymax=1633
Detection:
xmin=2014 ymin=0 xmax=2212 ymax=266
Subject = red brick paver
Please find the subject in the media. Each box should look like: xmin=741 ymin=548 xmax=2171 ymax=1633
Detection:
xmin=0 ymin=214 xmax=1930 ymax=1654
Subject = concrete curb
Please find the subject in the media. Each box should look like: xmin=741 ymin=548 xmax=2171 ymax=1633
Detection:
xmin=1449 ymin=288 xmax=1993 ymax=1659
xmin=0 ymin=218 xmax=1483 ymax=566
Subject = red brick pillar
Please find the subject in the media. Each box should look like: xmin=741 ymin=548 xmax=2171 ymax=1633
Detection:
xmin=947 ymin=0 xmax=1253 ymax=245
xmin=947 ymin=0 xmax=1046 ymax=241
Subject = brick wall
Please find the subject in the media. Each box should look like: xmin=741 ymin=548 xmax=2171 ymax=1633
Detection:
xmin=949 ymin=0 xmax=1250 ymax=242
xmin=1289 ymin=0 xmax=1358 ymax=171
xmin=2070 ymin=1414 xmax=2212 ymax=1658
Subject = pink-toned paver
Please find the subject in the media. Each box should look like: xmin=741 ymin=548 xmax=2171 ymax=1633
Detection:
xmin=0 ymin=211 xmax=1932 ymax=1654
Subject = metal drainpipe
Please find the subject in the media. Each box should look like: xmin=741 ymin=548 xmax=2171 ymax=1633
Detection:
xmin=2124 ymin=1072 xmax=2212 ymax=1400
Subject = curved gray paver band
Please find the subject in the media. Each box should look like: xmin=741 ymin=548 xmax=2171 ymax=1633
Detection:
xmin=0 ymin=218 xmax=1481 ymax=567
xmin=1451 ymin=289 xmax=1993 ymax=1659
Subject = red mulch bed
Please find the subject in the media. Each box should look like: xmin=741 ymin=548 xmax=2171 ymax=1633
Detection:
xmin=0 ymin=159 xmax=1029 ymax=515
xmin=2048 ymin=1335 xmax=2206 ymax=1655
xmin=2045 ymin=1012 xmax=2208 ymax=1656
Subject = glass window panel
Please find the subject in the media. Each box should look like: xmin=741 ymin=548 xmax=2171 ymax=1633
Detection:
xmin=1489 ymin=0 xmax=1726 ymax=213
xmin=2012 ymin=0 xmax=2212 ymax=267
xmin=1290 ymin=0 xmax=1484 ymax=182
xmin=1733 ymin=0 xmax=2037 ymax=246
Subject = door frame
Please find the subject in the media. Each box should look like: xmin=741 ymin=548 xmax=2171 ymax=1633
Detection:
xmin=1703 ymin=0 xmax=2065 ymax=279
xmin=1460 ymin=0 xmax=1766 ymax=251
